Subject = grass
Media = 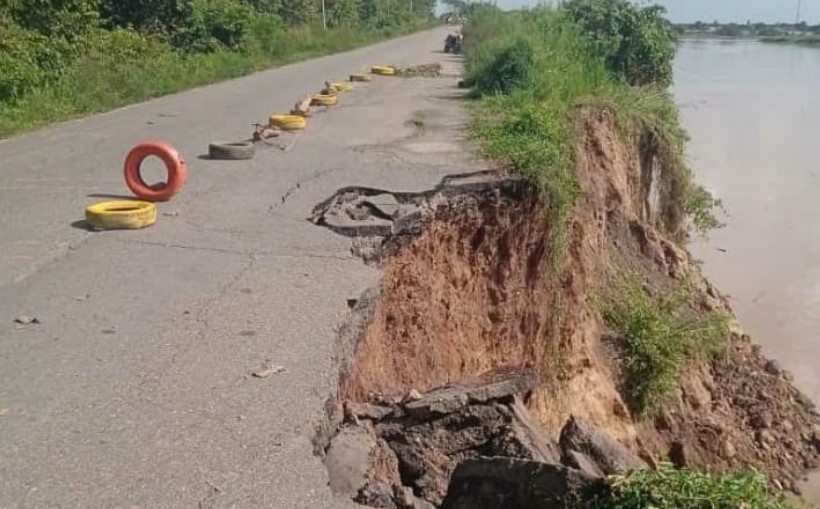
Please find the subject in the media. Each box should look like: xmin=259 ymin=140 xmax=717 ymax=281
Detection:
xmin=596 ymin=463 xmax=796 ymax=509
xmin=463 ymin=7 xmax=714 ymax=268
xmin=604 ymin=280 xmax=729 ymax=416
xmin=0 ymin=20 xmax=433 ymax=138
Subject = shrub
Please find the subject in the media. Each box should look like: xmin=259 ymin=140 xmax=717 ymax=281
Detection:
xmin=174 ymin=0 xmax=257 ymax=52
xmin=0 ymin=16 xmax=77 ymax=102
xmin=563 ymin=0 xmax=676 ymax=86
xmin=604 ymin=282 xmax=729 ymax=416
xmin=597 ymin=463 xmax=795 ymax=509
xmin=472 ymin=36 xmax=535 ymax=95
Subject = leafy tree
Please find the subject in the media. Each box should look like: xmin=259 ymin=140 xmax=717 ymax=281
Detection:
xmin=174 ymin=0 xmax=256 ymax=52
xmin=358 ymin=0 xmax=378 ymax=25
xmin=327 ymin=0 xmax=360 ymax=27
xmin=242 ymin=0 xmax=281 ymax=12
xmin=563 ymin=0 xmax=676 ymax=87
xmin=7 ymin=0 xmax=101 ymax=37
xmin=276 ymin=0 xmax=316 ymax=25
xmin=100 ymin=0 xmax=193 ymax=32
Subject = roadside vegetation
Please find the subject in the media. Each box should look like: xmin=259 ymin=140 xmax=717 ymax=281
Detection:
xmin=597 ymin=463 xmax=794 ymax=509
xmin=0 ymin=0 xmax=434 ymax=137
xmin=464 ymin=0 xmax=719 ymax=267
xmin=604 ymin=281 xmax=729 ymax=416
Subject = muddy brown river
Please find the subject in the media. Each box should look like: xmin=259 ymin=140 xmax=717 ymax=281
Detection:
xmin=676 ymin=39 xmax=820 ymax=410
xmin=676 ymin=40 xmax=820 ymax=501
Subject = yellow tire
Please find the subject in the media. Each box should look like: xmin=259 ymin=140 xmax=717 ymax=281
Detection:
xmin=85 ymin=200 xmax=157 ymax=230
xmin=371 ymin=65 xmax=396 ymax=76
xmin=311 ymin=94 xmax=339 ymax=106
xmin=350 ymin=73 xmax=372 ymax=82
xmin=331 ymin=81 xmax=353 ymax=91
xmin=270 ymin=114 xmax=307 ymax=131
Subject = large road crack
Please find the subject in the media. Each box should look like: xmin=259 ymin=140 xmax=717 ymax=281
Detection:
xmin=269 ymin=167 xmax=338 ymax=211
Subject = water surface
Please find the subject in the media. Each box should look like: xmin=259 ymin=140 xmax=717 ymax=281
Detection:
xmin=675 ymin=39 xmax=820 ymax=405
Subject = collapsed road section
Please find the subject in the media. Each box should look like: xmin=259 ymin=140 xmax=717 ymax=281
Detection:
xmin=311 ymin=109 xmax=820 ymax=509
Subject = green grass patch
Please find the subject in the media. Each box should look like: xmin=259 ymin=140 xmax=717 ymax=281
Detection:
xmin=604 ymin=281 xmax=729 ymax=416
xmin=596 ymin=463 xmax=795 ymax=509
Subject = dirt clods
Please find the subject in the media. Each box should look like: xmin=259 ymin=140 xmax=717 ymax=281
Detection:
xmin=319 ymin=109 xmax=820 ymax=507
xmin=326 ymin=374 xmax=634 ymax=508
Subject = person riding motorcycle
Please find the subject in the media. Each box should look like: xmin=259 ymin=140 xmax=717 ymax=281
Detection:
xmin=444 ymin=31 xmax=463 ymax=54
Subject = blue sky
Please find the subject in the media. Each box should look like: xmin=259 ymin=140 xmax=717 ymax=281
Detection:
xmin=490 ymin=1 xmax=820 ymax=23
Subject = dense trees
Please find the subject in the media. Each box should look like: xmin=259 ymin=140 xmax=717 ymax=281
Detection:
xmin=0 ymin=0 xmax=435 ymax=104
xmin=563 ymin=0 xmax=676 ymax=86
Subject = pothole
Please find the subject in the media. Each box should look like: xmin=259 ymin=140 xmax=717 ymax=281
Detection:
xmin=310 ymin=170 xmax=518 ymax=264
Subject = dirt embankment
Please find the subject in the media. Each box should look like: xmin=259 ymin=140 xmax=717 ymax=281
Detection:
xmin=315 ymin=110 xmax=820 ymax=508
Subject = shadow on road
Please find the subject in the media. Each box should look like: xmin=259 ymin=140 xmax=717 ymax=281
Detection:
xmin=70 ymin=220 xmax=93 ymax=231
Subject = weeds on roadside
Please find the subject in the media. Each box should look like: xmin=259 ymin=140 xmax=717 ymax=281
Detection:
xmin=596 ymin=463 xmax=796 ymax=509
xmin=463 ymin=3 xmax=722 ymax=266
xmin=604 ymin=281 xmax=729 ymax=416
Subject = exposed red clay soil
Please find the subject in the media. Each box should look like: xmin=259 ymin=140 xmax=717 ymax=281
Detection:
xmin=335 ymin=110 xmax=820 ymax=497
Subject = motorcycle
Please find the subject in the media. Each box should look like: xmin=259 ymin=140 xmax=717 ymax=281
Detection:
xmin=444 ymin=33 xmax=463 ymax=54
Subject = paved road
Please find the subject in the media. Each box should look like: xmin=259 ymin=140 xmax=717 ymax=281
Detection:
xmin=0 ymin=27 xmax=477 ymax=508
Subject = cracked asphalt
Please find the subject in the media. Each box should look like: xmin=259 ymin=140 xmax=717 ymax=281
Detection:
xmin=0 ymin=27 xmax=483 ymax=508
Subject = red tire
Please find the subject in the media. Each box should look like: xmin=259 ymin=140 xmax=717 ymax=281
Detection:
xmin=124 ymin=141 xmax=187 ymax=202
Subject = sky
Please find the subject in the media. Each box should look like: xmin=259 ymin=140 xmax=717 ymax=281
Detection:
xmin=491 ymin=0 xmax=820 ymax=23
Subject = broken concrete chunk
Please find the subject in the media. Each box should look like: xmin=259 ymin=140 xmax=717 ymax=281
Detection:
xmin=363 ymin=194 xmax=401 ymax=218
xmin=326 ymin=424 xmax=402 ymax=501
xmin=559 ymin=416 xmax=647 ymax=475
xmin=346 ymin=402 xmax=394 ymax=421
xmin=356 ymin=482 xmax=397 ymax=508
xmin=326 ymin=426 xmax=380 ymax=496
xmin=507 ymin=396 xmax=562 ymax=464
xmin=441 ymin=457 xmax=606 ymax=509
xmin=563 ymin=450 xmax=605 ymax=479
xmin=394 ymin=486 xmax=437 ymax=509
xmin=251 ymin=362 xmax=285 ymax=379
xmin=404 ymin=374 xmax=537 ymax=419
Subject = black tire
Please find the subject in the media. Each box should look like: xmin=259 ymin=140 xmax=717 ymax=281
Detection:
xmin=208 ymin=141 xmax=255 ymax=160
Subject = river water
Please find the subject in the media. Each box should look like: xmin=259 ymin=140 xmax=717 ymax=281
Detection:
xmin=674 ymin=39 xmax=820 ymax=409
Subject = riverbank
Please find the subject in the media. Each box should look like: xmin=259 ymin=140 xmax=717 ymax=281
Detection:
xmin=323 ymin=2 xmax=820 ymax=508
xmin=761 ymin=34 xmax=820 ymax=45
xmin=676 ymin=34 xmax=820 ymax=46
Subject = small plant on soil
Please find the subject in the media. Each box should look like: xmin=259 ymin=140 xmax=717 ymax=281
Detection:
xmin=596 ymin=463 xmax=796 ymax=509
xmin=604 ymin=281 xmax=730 ymax=416
xmin=687 ymin=183 xmax=726 ymax=237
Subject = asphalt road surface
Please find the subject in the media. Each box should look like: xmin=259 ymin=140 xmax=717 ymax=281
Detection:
xmin=0 ymin=26 xmax=480 ymax=508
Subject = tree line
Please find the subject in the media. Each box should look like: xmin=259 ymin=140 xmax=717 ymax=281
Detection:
xmin=0 ymin=0 xmax=435 ymax=104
